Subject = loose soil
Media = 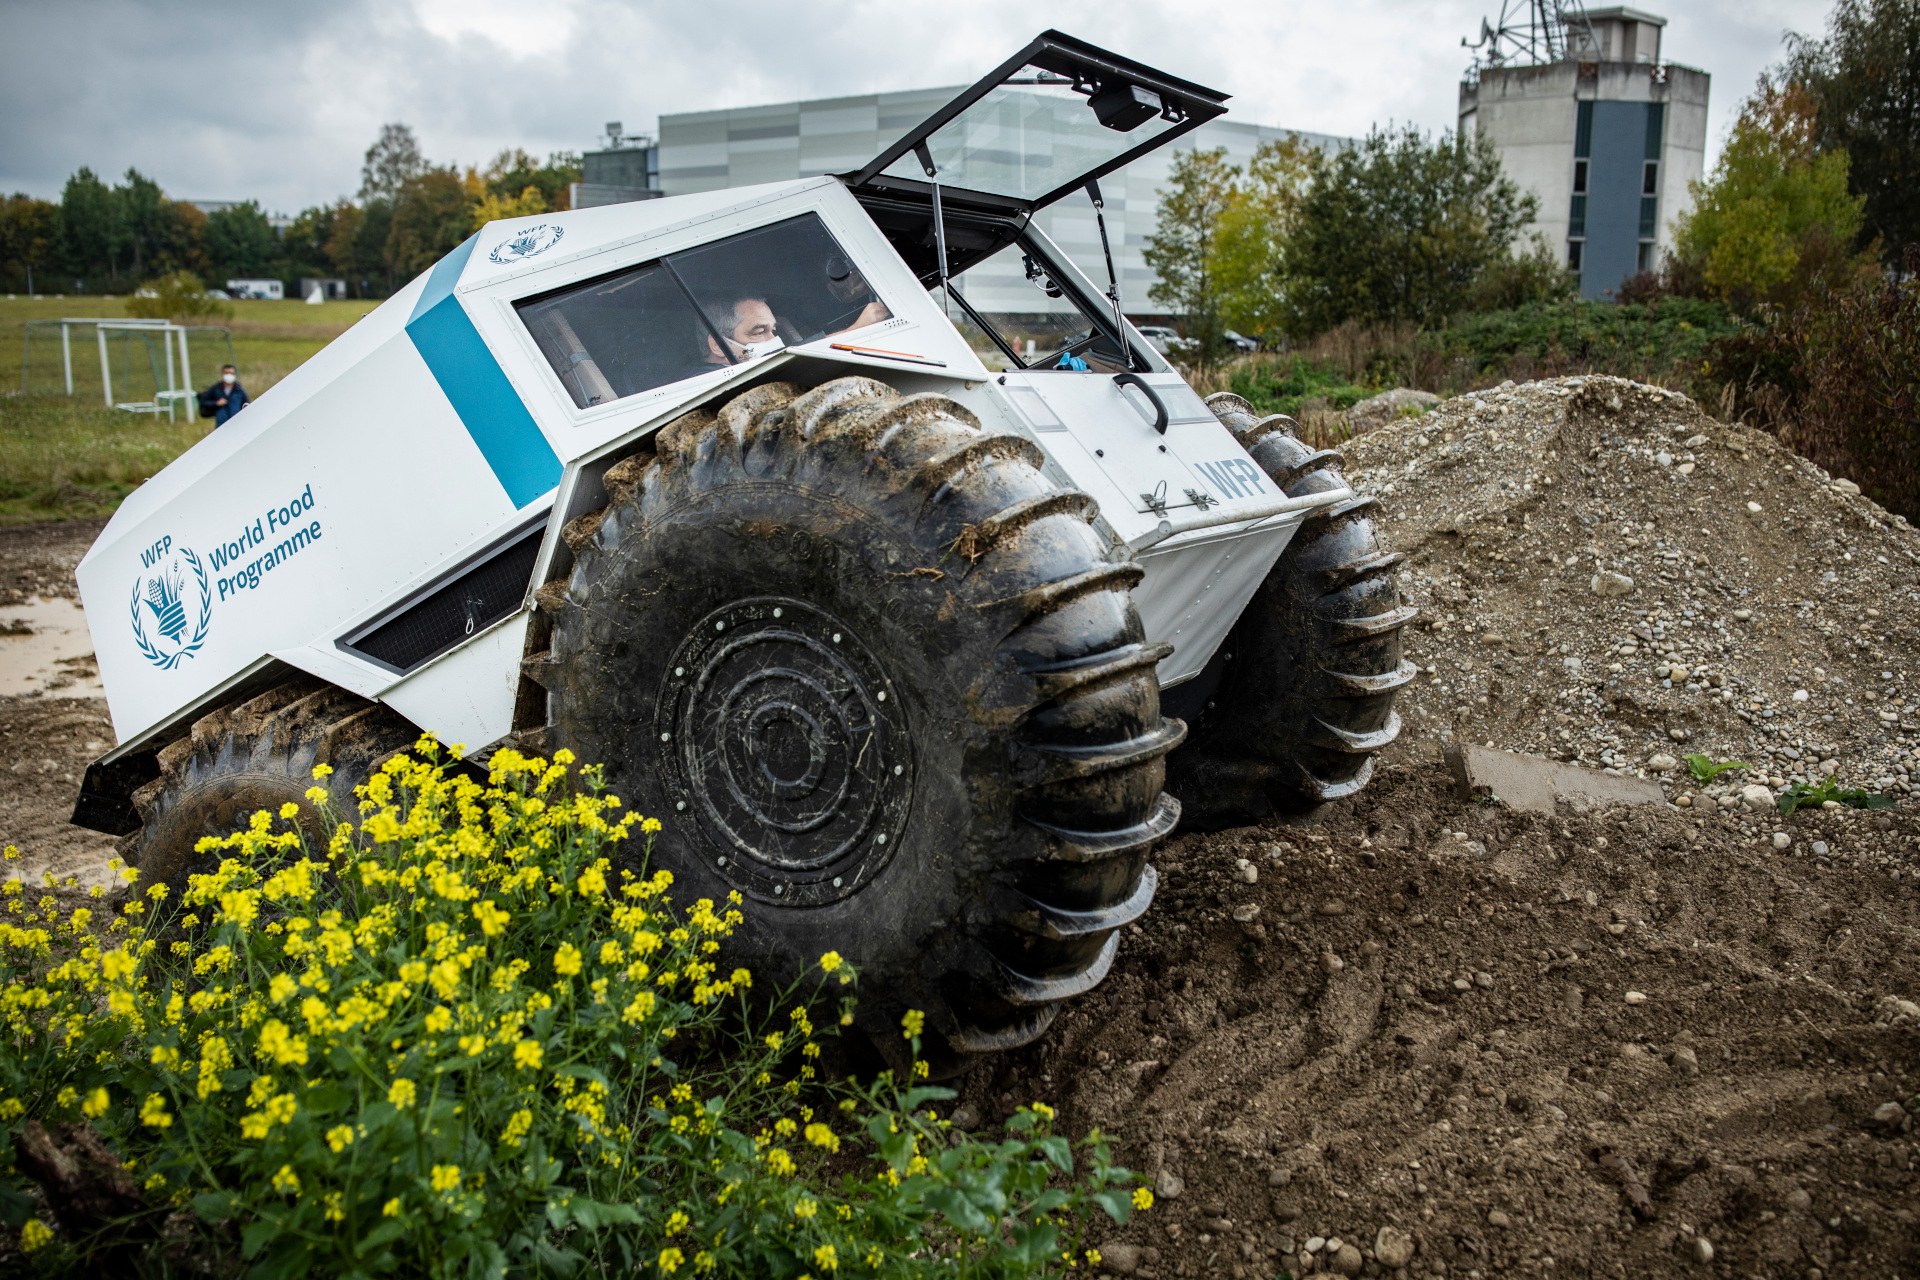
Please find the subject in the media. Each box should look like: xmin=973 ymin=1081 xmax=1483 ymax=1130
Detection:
xmin=0 ymin=518 xmax=119 ymax=886
xmin=1 ymin=382 xmax=1915 ymax=1276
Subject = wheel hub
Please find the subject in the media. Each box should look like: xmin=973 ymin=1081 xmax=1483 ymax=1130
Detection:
xmin=657 ymin=597 xmax=912 ymax=905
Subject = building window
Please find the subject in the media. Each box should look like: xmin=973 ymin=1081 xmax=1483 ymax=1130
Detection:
xmin=1642 ymin=160 xmax=1659 ymax=195
xmin=1637 ymin=240 xmax=1655 ymax=273
xmin=1574 ymin=101 xmax=1593 ymax=158
xmin=1639 ymin=196 xmax=1659 ymax=238
xmin=1570 ymin=195 xmax=1586 ymax=237
xmin=1573 ymin=159 xmax=1589 ymax=194
xmin=1568 ymin=239 xmax=1584 ymax=272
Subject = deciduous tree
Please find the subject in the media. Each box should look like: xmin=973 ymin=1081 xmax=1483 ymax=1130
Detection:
xmin=1212 ymin=138 xmax=1314 ymax=340
xmin=1143 ymin=148 xmax=1239 ymax=358
xmin=0 ymin=194 xmax=62 ymax=293
xmin=359 ymin=123 xmax=427 ymax=205
xmin=1784 ymin=0 xmax=1920 ymax=261
xmin=386 ymin=169 xmax=472 ymax=280
xmin=204 ymin=201 xmax=277 ymax=280
xmin=1673 ymin=76 xmax=1867 ymax=306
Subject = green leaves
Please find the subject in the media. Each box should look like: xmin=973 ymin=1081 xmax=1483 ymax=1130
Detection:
xmin=1276 ymin=126 xmax=1536 ymax=339
xmin=1684 ymin=754 xmax=1752 ymax=784
xmin=1672 ymin=75 xmax=1869 ymax=307
xmin=1777 ymin=778 xmax=1895 ymax=814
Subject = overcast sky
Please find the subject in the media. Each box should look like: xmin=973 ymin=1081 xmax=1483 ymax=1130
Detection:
xmin=1 ymin=0 xmax=1834 ymax=214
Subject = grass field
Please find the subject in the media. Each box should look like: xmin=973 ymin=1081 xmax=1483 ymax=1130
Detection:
xmin=0 ymin=295 xmax=367 ymax=525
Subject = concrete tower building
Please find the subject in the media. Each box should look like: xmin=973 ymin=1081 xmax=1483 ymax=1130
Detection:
xmin=1459 ymin=4 xmax=1709 ymax=299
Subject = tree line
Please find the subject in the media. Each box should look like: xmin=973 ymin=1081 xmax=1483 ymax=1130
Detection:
xmin=0 ymin=124 xmax=582 ymax=298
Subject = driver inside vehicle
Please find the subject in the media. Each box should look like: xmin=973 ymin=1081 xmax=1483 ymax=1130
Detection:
xmin=699 ymin=295 xmax=784 ymax=367
xmin=699 ymin=264 xmax=893 ymax=368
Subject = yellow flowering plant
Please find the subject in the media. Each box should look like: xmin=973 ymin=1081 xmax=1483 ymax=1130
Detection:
xmin=0 ymin=745 xmax=1147 ymax=1276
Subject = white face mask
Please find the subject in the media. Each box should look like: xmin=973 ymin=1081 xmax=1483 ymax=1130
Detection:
xmin=735 ymin=338 xmax=785 ymax=360
xmin=222 ymin=373 xmax=236 ymax=385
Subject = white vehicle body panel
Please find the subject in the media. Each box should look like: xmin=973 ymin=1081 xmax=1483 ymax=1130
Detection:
xmin=79 ymin=174 xmax=1343 ymax=764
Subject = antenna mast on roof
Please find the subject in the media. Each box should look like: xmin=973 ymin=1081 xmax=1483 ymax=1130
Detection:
xmin=1463 ymin=0 xmax=1599 ymax=72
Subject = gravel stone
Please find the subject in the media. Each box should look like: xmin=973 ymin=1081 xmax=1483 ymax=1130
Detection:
xmin=1374 ymin=1226 xmax=1417 ymax=1268
xmin=1591 ymin=571 xmax=1636 ymax=597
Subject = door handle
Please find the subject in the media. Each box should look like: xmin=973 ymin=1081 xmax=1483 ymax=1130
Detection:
xmin=1113 ymin=372 xmax=1168 ymax=434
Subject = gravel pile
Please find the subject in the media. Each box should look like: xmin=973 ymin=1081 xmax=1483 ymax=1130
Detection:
xmin=1341 ymin=376 xmax=1920 ymax=807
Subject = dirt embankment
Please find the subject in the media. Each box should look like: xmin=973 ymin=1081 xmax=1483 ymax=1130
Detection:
xmin=0 ymin=384 xmax=1915 ymax=1277
xmin=961 ymin=379 xmax=1920 ymax=1279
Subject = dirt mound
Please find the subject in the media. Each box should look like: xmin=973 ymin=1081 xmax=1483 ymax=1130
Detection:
xmin=973 ymin=760 xmax=1919 ymax=1277
xmin=1345 ymin=376 xmax=1920 ymax=807
xmin=961 ymin=379 xmax=1919 ymax=1278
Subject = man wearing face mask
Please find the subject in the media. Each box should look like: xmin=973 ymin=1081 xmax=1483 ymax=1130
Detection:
xmin=698 ymin=296 xmax=783 ymax=367
xmin=199 ymin=364 xmax=250 ymax=426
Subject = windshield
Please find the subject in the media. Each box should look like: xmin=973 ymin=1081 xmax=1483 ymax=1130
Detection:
xmin=515 ymin=213 xmax=890 ymax=409
xmin=935 ymin=240 xmax=1130 ymax=374
xmin=878 ymin=69 xmax=1185 ymax=203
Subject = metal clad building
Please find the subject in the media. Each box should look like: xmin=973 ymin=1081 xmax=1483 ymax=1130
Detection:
xmin=1460 ymin=6 xmax=1709 ymax=300
xmin=657 ymin=89 xmax=1346 ymax=316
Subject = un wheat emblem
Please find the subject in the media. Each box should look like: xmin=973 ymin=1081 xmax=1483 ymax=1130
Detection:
xmin=130 ymin=548 xmax=212 ymax=670
xmin=488 ymin=223 xmax=564 ymax=265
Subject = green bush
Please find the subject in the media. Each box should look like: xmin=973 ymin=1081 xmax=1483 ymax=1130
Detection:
xmin=124 ymin=270 xmax=232 ymax=324
xmin=1227 ymin=354 xmax=1379 ymax=418
xmin=1435 ymin=296 xmax=1739 ymax=384
xmin=0 ymin=745 xmax=1148 ymax=1276
xmin=1780 ymin=251 xmax=1920 ymax=520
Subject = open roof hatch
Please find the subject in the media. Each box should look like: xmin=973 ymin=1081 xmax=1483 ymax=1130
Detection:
xmin=844 ymin=30 xmax=1229 ymax=216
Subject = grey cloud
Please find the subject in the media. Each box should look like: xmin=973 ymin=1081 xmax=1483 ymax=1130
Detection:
xmin=0 ymin=0 xmax=1834 ymax=214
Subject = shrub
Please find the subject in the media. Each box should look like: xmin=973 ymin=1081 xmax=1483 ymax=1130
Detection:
xmin=1782 ymin=253 xmax=1920 ymax=519
xmin=1227 ymin=354 xmax=1378 ymax=419
xmin=124 ymin=270 xmax=233 ymax=324
xmin=1464 ymin=236 xmax=1578 ymax=312
xmin=0 ymin=745 xmax=1147 ymax=1276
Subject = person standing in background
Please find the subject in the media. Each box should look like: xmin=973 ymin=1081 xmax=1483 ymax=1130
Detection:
xmin=200 ymin=364 xmax=249 ymax=426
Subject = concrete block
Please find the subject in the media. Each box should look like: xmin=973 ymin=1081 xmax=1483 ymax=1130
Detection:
xmin=1444 ymin=743 xmax=1666 ymax=813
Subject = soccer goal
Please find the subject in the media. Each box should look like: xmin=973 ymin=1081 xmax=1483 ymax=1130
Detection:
xmin=20 ymin=318 xmax=236 ymax=421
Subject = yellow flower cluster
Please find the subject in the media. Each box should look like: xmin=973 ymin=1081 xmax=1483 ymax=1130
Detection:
xmin=0 ymin=745 xmax=1149 ymax=1276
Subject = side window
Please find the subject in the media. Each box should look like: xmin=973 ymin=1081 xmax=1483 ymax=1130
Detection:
xmin=670 ymin=217 xmax=891 ymax=352
xmin=517 ymin=262 xmax=703 ymax=409
xmin=515 ymin=213 xmax=891 ymax=410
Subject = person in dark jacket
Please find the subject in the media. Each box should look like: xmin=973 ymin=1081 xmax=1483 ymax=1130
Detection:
xmin=199 ymin=365 xmax=249 ymax=426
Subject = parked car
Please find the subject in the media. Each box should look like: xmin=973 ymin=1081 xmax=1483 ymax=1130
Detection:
xmin=1135 ymin=324 xmax=1195 ymax=356
xmin=1222 ymin=329 xmax=1259 ymax=353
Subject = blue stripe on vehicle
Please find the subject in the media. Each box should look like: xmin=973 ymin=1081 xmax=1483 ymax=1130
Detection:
xmin=405 ymin=233 xmax=562 ymax=508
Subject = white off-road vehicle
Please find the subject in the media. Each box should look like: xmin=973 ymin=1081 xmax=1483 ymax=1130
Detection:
xmin=73 ymin=32 xmax=1411 ymax=1065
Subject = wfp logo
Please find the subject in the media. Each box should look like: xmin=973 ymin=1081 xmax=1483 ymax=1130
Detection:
xmin=488 ymin=223 xmax=565 ymax=265
xmin=129 ymin=536 xmax=211 ymax=670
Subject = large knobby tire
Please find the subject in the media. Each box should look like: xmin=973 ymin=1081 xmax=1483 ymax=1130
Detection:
xmin=1163 ymin=393 xmax=1416 ymax=830
xmin=120 ymin=679 xmax=416 ymax=898
xmin=536 ymin=376 xmax=1182 ymax=1066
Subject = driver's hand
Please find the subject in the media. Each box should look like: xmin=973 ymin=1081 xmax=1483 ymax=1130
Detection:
xmin=847 ymin=300 xmax=890 ymax=330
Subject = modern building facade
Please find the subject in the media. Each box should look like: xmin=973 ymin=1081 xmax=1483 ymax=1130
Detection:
xmin=1460 ymin=6 xmax=1708 ymax=299
xmin=651 ymin=88 xmax=1346 ymax=317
